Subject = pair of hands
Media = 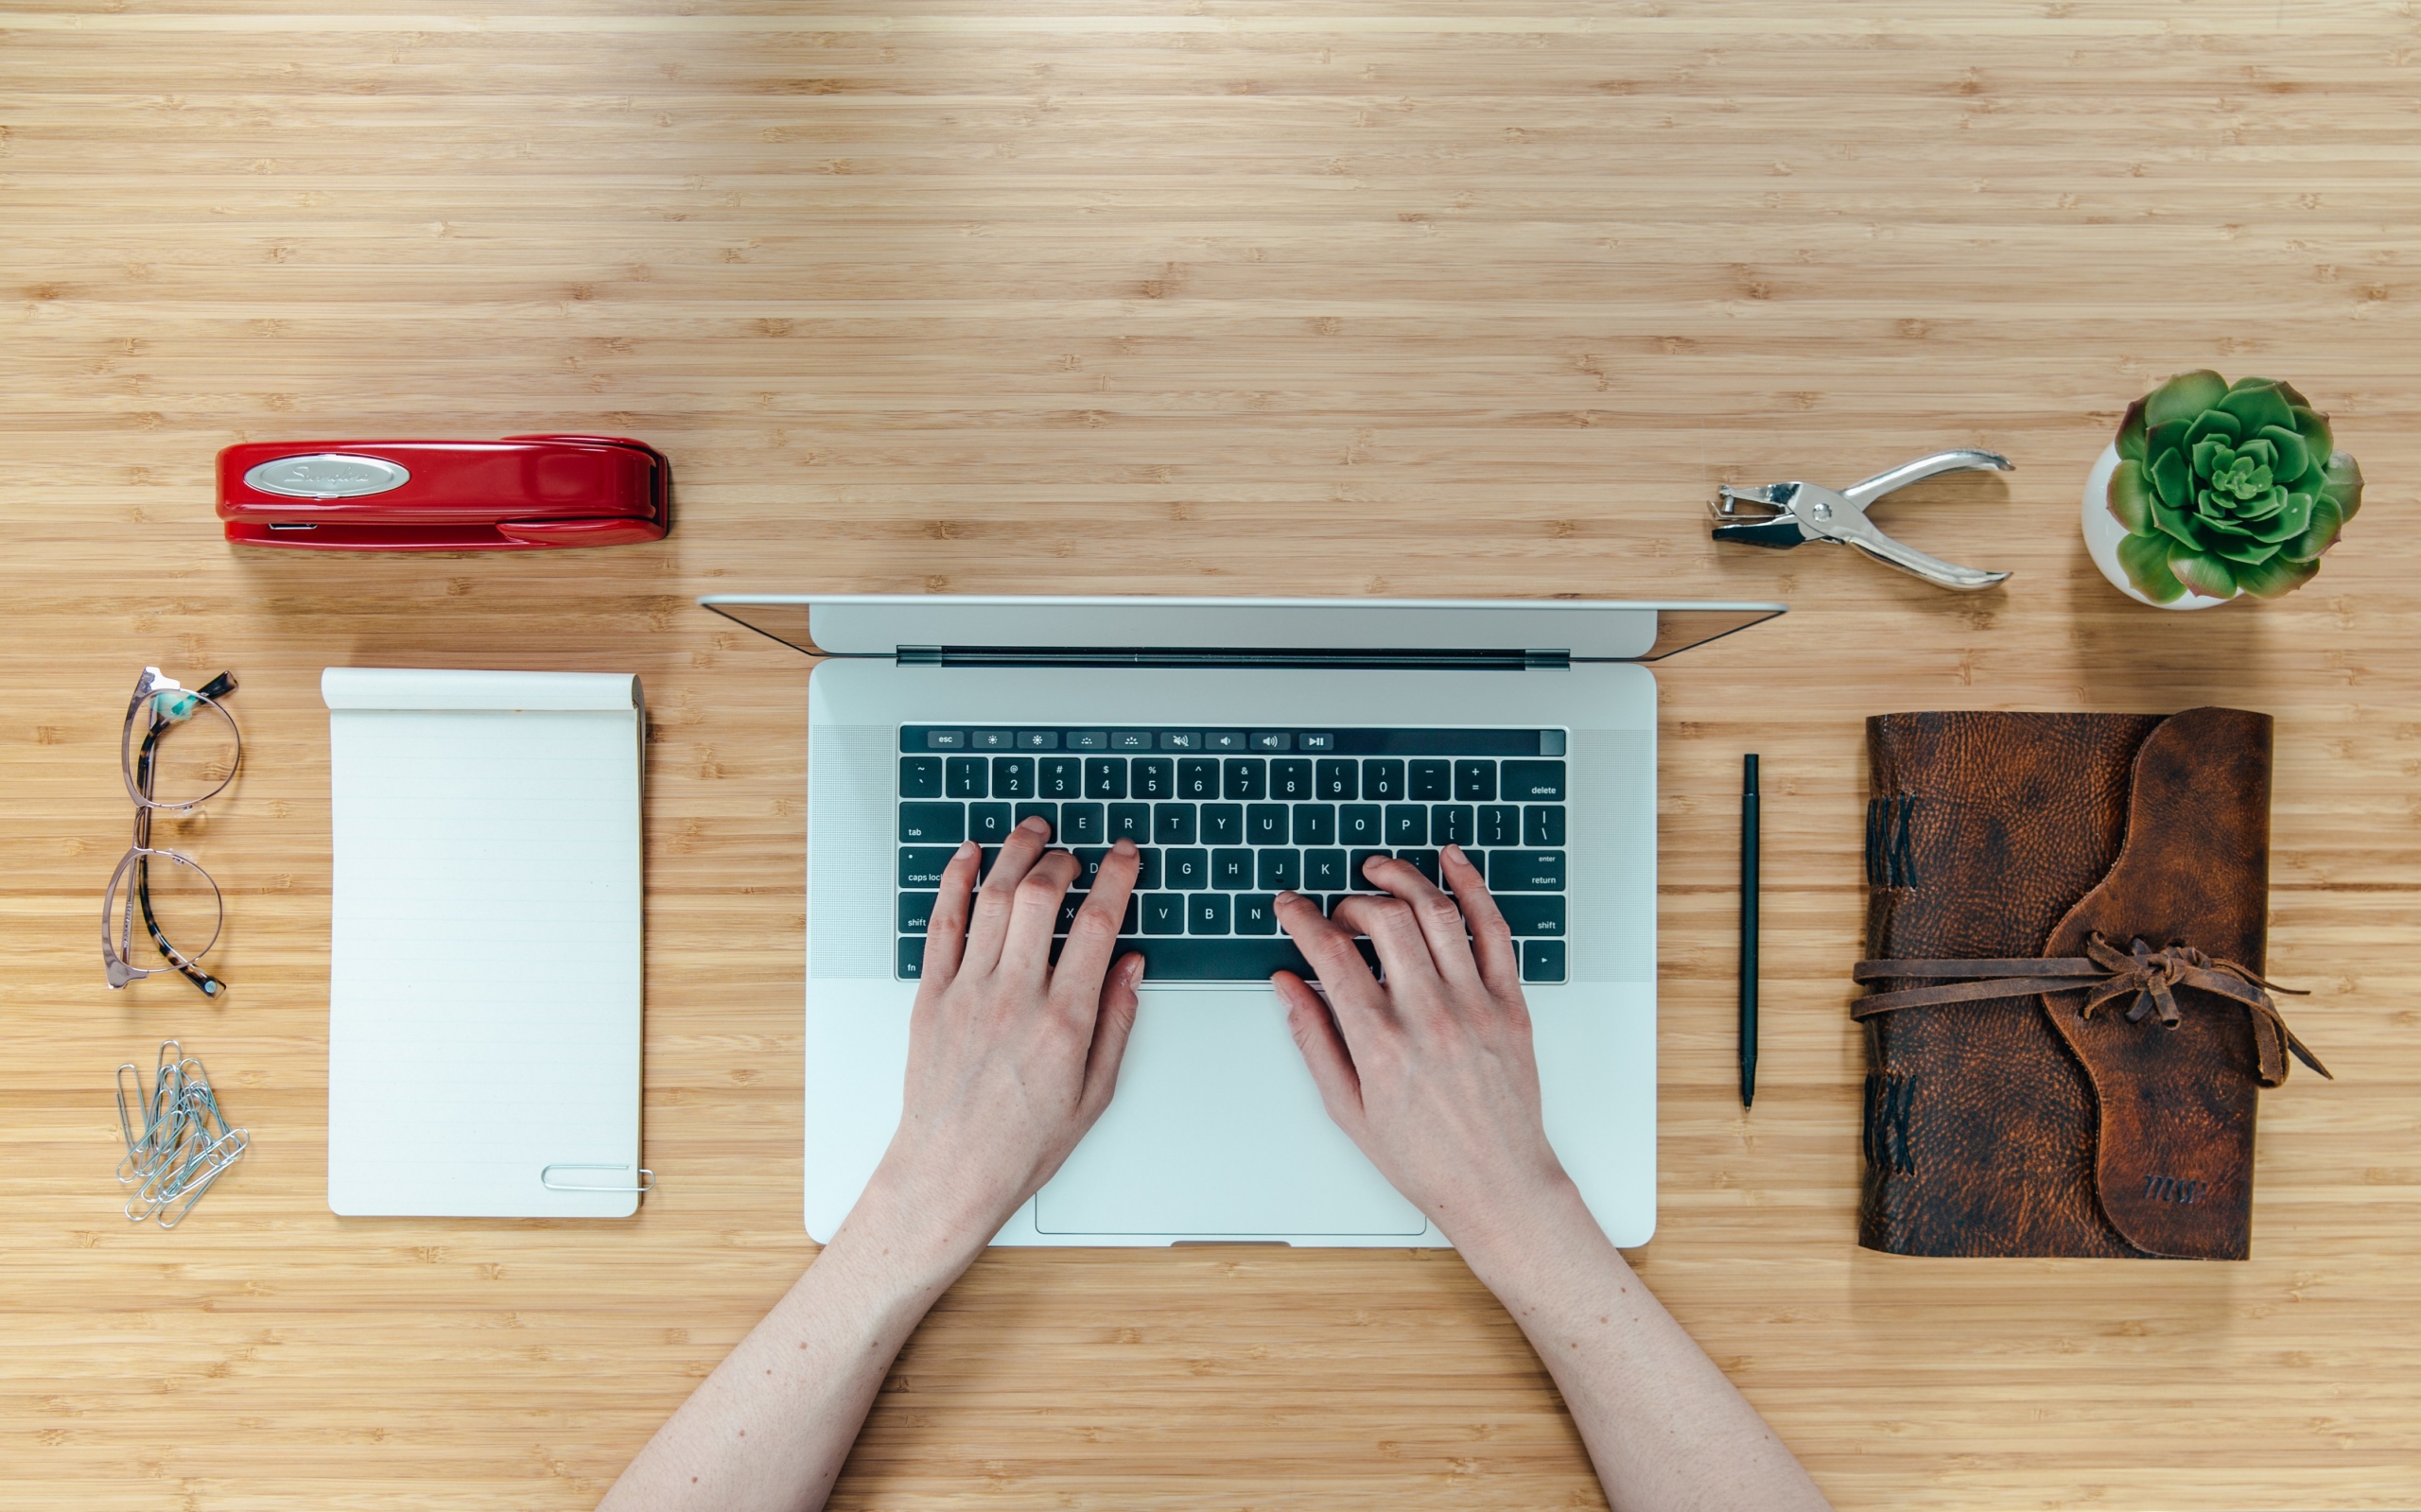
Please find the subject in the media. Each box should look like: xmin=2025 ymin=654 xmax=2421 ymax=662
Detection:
xmin=867 ymin=816 xmax=1573 ymax=1251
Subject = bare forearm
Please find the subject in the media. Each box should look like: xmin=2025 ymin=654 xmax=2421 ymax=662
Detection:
xmin=1460 ymin=1184 xmax=1831 ymax=1512
xmin=598 ymin=1185 xmax=981 ymax=1512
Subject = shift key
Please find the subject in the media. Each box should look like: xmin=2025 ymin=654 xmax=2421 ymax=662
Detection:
xmin=897 ymin=802 xmax=967 ymax=843
xmin=1489 ymin=850 xmax=1565 ymax=891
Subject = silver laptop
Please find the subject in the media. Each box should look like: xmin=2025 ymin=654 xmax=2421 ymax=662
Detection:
xmin=701 ymin=595 xmax=1784 ymax=1248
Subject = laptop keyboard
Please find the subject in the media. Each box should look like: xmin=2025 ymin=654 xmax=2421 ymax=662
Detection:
xmin=894 ymin=725 xmax=1570 ymax=984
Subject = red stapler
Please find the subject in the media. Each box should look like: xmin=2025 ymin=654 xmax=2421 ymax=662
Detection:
xmin=216 ymin=434 xmax=671 ymax=550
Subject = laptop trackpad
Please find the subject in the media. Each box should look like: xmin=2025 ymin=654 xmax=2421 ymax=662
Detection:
xmin=1035 ymin=989 xmax=1428 ymax=1239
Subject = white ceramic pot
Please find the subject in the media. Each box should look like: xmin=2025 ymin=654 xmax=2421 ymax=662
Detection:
xmin=2081 ymin=443 xmax=2238 ymax=610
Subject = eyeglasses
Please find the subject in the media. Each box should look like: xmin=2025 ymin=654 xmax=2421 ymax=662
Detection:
xmin=103 ymin=668 xmax=241 ymax=998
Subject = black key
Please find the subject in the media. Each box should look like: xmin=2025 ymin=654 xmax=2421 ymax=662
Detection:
xmin=1200 ymin=803 xmax=1244 ymax=845
xmin=1258 ymin=848 xmax=1301 ymax=891
xmin=1014 ymin=801 xmax=1056 ymax=837
xmin=1396 ymin=848 xmax=1440 ymax=884
xmin=1067 ymin=731 xmax=1108 ymax=751
xmin=977 ymin=846 xmax=1001 ymax=879
xmin=1349 ymin=848 xmax=1391 ymax=890
xmin=1072 ymin=847 xmax=1106 ymax=889
xmin=1039 ymin=756 xmax=1083 ymax=799
xmin=1496 ymin=895 xmax=1566 ymax=937
xmin=1245 ymin=804 xmax=1289 ymax=845
xmin=1060 ymin=802 xmax=1105 ymax=844
xmin=968 ymin=803 xmax=1014 ymax=844
xmin=1060 ymin=891 xmax=1135 ymax=935
xmin=1159 ymin=732 xmax=1201 ymax=752
xmin=1132 ymin=757 xmax=1175 ymax=800
xmin=1454 ymin=760 xmax=1496 ymax=802
xmin=1211 ymin=848 xmax=1254 ymax=889
xmin=1364 ymin=758 xmax=1405 ymax=801
xmin=1409 ymin=759 xmax=1452 ymax=801
xmin=1141 ymin=895 xmax=1186 ymax=935
xmin=1207 ymin=731 xmax=1247 ymax=753
xmin=946 ymin=756 xmax=988 ymax=799
xmin=1155 ymin=803 xmax=1198 ymax=845
xmin=1432 ymin=804 xmax=1475 ymax=846
xmin=1522 ymin=939 xmax=1568 ymax=983
xmin=897 ymin=936 xmax=927 ymax=979
xmin=1524 ymin=805 xmax=1567 ymax=846
xmin=1117 ymin=894 xmax=1141 ymax=932
xmin=1503 ymin=759 xmax=1567 ymax=801
xmin=1270 ymin=759 xmax=1314 ymax=800
xmin=1223 ymin=758 xmax=1268 ymax=801
xmin=1292 ymin=803 xmax=1336 ymax=845
xmin=1177 ymin=757 xmax=1220 ymax=799
xmin=1189 ymin=895 xmax=1231 ymax=935
xmin=1303 ymin=848 xmax=1350 ymax=891
xmin=1166 ymin=848 xmax=1210 ymax=890
xmin=898 ymin=846 xmax=960 ymax=887
xmin=1107 ymin=803 xmax=1151 ymax=843
xmin=1234 ymin=894 xmax=1279 ymax=934
xmin=1134 ymin=847 xmax=1163 ymax=889
xmin=1084 ymin=757 xmax=1127 ymax=800
xmin=1385 ymin=804 xmax=1428 ymax=846
xmin=1316 ymin=759 xmax=1357 ymax=801
xmin=899 ymin=756 xmax=944 ymax=798
xmin=1478 ymin=804 xmax=1522 ymax=847
xmin=1489 ymin=850 xmax=1565 ymax=891
xmin=1339 ymin=804 xmax=1383 ymax=845
xmin=897 ymin=891 xmax=938 ymax=933
xmin=898 ymin=802 xmax=966 ymax=843
xmin=992 ymin=756 xmax=1035 ymax=799
xmin=1114 ymin=936 xmax=1315 ymax=981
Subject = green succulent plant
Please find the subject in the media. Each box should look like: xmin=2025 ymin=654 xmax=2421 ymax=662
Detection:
xmin=2107 ymin=372 xmax=2362 ymax=602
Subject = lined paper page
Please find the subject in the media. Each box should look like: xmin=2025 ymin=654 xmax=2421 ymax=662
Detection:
xmin=323 ymin=668 xmax=644 ymax=1218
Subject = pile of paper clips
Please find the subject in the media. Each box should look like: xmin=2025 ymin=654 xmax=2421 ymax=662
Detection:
xmin=115 ymin=1040 xmax=249 ymax=1227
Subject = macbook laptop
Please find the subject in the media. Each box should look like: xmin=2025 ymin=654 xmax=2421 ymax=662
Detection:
xmin=700 ymin=595 xmax=1784 ymax=1247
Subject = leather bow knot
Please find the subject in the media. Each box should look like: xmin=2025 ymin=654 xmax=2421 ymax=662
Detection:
xmin=1852 ymin=931 xmax=2330 ymax=1086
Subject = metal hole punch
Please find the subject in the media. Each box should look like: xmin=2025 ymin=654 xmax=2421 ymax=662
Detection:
xmin=1712 ymin=449 xmax=2015 ymax=592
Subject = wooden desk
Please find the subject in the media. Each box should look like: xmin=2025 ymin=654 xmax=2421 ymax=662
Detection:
xmin=5 ymin=4 xmax=2416 ymax=1506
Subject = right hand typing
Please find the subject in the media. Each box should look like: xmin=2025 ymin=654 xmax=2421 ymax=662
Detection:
xmin=1270 ymin=845 xmax=1576 ymax=1250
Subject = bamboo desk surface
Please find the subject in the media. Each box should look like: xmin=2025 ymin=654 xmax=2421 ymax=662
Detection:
xmin=5 ymin=4 xmax=2418 ymax=1507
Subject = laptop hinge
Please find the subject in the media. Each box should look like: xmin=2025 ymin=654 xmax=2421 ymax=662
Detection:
xmin=891 ymin=645 xmax=1571 ymax=670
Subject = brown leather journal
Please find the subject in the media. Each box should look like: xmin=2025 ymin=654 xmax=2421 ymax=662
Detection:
xmin=1854 ymin=707 xmax=2327 ymax=1260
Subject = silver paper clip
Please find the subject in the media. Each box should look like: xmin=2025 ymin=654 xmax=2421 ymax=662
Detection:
xmin=540 ymin=1163 xmax=655 ymax=1194
xmin=114 ymin=1040 xmax=249 ymax=1227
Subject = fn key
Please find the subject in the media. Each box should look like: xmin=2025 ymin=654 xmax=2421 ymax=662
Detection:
xmin=1521 ymin=939 xmax=1566 ymax=983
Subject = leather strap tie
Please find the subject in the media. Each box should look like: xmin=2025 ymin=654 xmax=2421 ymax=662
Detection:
xmin=1852 ymin=932 xmax=2330 ymax=1086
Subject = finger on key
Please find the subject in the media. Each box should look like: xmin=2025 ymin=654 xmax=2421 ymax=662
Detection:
xmin=962 ymin=817 xmax=1054 ymax=975
xmin=1441 ymin=844 xmax=1522 ymax=999
xmin=1330 ymin=887 xmax=1444 ymax=1003
xmin=1056 ymin=839 xmax=1141 ymax=999
xmin=999 ymin=847 xmax=1080 ymax=982
xmin=1367 ymin=853 xmax=1485 ymax=996
xmin=1275 ymin=891 xmax=1391 ymax=1029
xmin=919 ymin=841 xmax=983 ymax=988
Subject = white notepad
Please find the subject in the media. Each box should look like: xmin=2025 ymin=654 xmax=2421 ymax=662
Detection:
xmin=323 ymin=668 xmax=646 ymax=1218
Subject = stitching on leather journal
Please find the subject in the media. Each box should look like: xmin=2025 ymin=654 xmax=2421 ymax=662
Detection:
xmin=1862 ymin=1073 xmax=1916 ymax=1173
xmin=1864 ymin=794 xmax=1919 ymax=889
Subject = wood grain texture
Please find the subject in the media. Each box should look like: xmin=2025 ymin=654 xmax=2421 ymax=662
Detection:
xmin=3 ymin=3 xmax=2417 ymax=1506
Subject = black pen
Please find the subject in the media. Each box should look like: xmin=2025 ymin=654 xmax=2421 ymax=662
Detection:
xmin=1740 ymin=753 xmax=1760 ymax=1109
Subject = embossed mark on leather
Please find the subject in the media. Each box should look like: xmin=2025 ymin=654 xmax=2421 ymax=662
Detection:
xmin=1864 ymin=794 xmax=1918 ymax=889
xmin=2143 ymin=1175 xmax=2206 ymax=1205
xmin=1863 ymin=1073 xmax=1916 ymax=1173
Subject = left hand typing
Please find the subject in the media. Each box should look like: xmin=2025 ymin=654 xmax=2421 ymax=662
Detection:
xmin=862 ymin=820 xmax=1146 ymax=1248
